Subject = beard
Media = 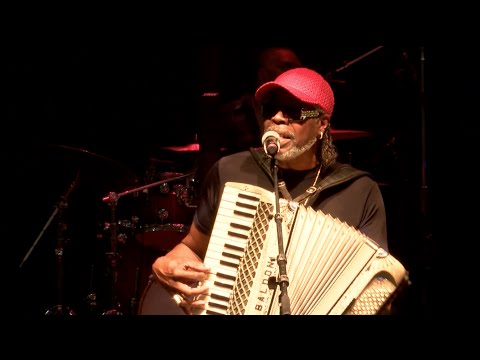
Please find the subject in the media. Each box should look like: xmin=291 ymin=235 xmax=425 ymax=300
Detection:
xmin=276 ymin=133 xmax=317 ymax=161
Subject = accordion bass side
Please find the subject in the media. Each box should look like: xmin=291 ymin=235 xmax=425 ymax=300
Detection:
xmin=193 ymin=182 xmax=409 ymax=315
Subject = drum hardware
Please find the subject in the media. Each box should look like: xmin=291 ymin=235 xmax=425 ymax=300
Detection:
xmin=102 ymin=171 xmax=195 ymax=203
xmin=158 ymin=182 xmax=170 ymax=194
xmin=163 ymin=204 xmax=174 ymax=217
xmin=15 ymin=144 xmax=139 ymax=316
xmin=101 ymin=191 xmax=129 ymax=315
xmin=18 ymin=172 xmax=80 ymax=315
xmin=176 ymin=176 xmax=199 ymax=208
xmin=83 ymin=265 xmax=101 ymax=315
xmin=44 ymin=189 xmax=77 ymax=316
xmin=95 ymin=216 xmax=142 ymax=315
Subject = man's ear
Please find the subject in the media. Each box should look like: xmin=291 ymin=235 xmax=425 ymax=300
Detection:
xmin=318 ymin=115 xmax=330 ymax=134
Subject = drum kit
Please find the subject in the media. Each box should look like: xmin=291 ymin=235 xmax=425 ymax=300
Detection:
xmin=16 ymin=127 xmax=377 ymax=316
xmin=15 ymin=143 xmax=199 ymax=316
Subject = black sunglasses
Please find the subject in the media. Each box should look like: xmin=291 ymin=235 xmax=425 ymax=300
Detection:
xmin=261 ymin=103 xmax=322 ymax=122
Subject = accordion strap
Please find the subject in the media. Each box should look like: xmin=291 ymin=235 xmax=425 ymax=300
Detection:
xmin=249 ymin=147 xmax=370 ymax=205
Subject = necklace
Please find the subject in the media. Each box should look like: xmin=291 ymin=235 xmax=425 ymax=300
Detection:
xmin=301 ymin=164 xmax=322 ymax=207
xmin=305 ymin=164 xmax=322 ymax=195
xmin=279 ymin=164 xmax=322 ymax=206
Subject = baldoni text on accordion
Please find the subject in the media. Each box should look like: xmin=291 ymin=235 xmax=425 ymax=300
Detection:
xmin=192 ymin=182 xmax=409 ymax=315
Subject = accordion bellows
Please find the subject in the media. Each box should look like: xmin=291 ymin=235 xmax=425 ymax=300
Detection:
xmin=193 ymin=182 xmax=408 ymax=315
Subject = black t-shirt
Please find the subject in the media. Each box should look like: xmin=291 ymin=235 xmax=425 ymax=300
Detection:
xmin=194 ymin=150 xmax=388 ymax=251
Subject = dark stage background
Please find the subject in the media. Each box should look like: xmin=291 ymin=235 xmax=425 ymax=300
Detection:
xmin=7 ymin=46 xmax=437 ymax=316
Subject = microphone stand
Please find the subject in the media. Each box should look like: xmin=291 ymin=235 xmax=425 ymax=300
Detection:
xmin=270 ymin=158 xmax=291 ymax=315
xmin=325 ymin=46 xmax=385 ymax=84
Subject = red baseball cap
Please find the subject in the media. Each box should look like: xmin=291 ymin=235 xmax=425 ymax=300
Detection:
xmin=255 ymin=67 xmax=335 ymax=116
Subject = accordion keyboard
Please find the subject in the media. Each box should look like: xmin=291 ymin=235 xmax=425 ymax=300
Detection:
xmin=193 ymin=183 xmax=275 ymax=315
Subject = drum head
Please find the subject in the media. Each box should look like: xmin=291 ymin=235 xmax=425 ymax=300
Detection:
xmin=138 ymin=277 xmax=185 ymax=315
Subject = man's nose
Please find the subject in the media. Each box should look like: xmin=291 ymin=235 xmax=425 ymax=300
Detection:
xmin=271 ymin=111 xmax=289 ymax=124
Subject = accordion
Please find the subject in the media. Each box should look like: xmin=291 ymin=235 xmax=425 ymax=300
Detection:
xmin=192 ymin=182 xmax=408 ymax=315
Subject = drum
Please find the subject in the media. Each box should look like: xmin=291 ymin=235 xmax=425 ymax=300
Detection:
xmin=113 ymin=233 xmax=164 ymax=313
xmin=109 ymin=172 xmax=197 ymax=313
xmin=138 ymin=276 xmax=185 ymax=315
xmin=96 ymin=219 xmax=157 ymax=315
xmin=135 ymin=171 xmax=197 ymax=252
xmin=140 ymin=172 xmax=196 ymax=223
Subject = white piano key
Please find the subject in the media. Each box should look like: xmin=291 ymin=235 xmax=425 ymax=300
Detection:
xmin=214 ymin=213 xmax=255 ymax=228
xmin=206 ymin=242 xmax=245 ymax=260
xmin=204 ymin=252 xmax=241 ymax=268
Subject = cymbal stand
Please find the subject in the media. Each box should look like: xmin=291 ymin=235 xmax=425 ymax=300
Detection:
xmin=44 ymin=196 xmax=73 ymax=315
xmin=84 ymin=264 xmax=100 ymax=315
xmin=102 ymin=191 xmax=123 ymax=315
xmin=44 ymin=174 xmax=79 ymax=315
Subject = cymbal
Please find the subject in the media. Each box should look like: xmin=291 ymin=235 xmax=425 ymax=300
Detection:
xmin=161 ymin=143 xmax=200 ymax=152
xmin=49 ymin=144 xmax=127 ymax=165
xmin=14 ymin=143 xmax=138 ymax=195
xmin=330 ymin=129 xmax=372 ymax=140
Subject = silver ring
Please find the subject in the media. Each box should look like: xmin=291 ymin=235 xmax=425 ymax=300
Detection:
xmin=172 ymin=293 xmax=183 ymax=306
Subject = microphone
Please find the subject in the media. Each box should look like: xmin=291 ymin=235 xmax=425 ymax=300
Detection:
xmin=262 ymin=130 xmax=280 ymax=157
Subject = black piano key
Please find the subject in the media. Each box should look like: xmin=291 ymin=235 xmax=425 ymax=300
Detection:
xmin=238 ymin=193 xmax=260 ymax=202
xmin=208 ymin=302 xmax=228 ymax=311
xmin=206 ymin=309 xmax=225 ymax=315
xmin=213 ymin=280 xmax=234 ymax=290
xmin=210 ymin=293 xmax=230 ymax=302
xmin=235 ymin=201 xmax=257 ymax=211
xmin=233 ymin=210 xmax=255 ymax=219
xmin=216 ymin=272 xmax=236 ymax=282
xmin=224 ymin=243 xmax=244 ymax=252
xmin=227 ymin=231 xmax=249 ymax=239
xmin=222 ymin=251 xmax=241 ymax=260
xmin=219 ymin=260 xmax=239 ymax=269
xmin=230 ymin=223 xmax=251 ymax=232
